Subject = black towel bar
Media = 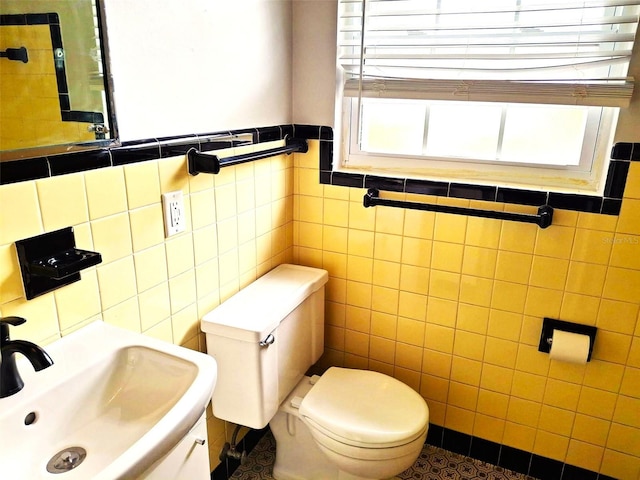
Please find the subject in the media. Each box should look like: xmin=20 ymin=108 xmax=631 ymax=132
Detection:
xmin=187 ymin=137 xmax=308 ymax=175
xmin=363 ymin=188 xmax=553 ymax=229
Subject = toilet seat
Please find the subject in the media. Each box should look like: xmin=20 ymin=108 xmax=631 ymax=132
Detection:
xmin=299 ymin=367 xmax=429 ymax=449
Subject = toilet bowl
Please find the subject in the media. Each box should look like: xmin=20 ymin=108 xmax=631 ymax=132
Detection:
xmin=201 ymin=264 xmax=429 ymax=480
xmin=270 ymin=367 xmax=429 ymax=480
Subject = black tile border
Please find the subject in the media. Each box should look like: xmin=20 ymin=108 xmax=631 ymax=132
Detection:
xmin=317 ymin=126 xmax=638 ymax=216
xmin=425 ymin=424 xmax=613 ymax=480
xmin=1 ymin=123 xmax=637 ymax=218
xmin=0 ymin=124 xmax=313 ymax=185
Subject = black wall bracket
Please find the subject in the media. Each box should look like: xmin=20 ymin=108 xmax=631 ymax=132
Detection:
xmin=15 ymin=227 xmax=102 ymax=300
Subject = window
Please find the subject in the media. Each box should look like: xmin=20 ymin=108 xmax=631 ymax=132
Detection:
xmin=337 ymin=0 xmax=640 ymax=193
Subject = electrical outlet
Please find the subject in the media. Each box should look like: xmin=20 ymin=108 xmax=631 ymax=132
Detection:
xmin=161 ymin=191 xmax=186 ymax=237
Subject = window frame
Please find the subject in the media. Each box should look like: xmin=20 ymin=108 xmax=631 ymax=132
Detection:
xmin=340 ymin=96 xmax=618 ymax=194
xmin=334 ymin=0 xmax=640 ymax=199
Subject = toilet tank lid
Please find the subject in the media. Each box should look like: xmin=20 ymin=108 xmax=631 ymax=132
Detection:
xmin=201 ymin=264 xmax=328 ymax=342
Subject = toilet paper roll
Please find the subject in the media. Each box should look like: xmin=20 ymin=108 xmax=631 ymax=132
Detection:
xmin=549 ymin=330 xmax=590 ymax=364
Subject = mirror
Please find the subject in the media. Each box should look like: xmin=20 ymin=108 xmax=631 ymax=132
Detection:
xmin=0 ymin=0 xmax=118 ymax=161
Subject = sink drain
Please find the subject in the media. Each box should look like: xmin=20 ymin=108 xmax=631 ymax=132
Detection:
xmin=46 ymin=447 xmax=87 ymax=474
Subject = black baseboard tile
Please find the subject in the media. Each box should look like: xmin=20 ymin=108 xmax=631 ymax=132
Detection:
xmin=442 ymin=428 xmax=472 ymax=456
xmin=429 ymin=425 xmax=608 ymax=480
xmin=498 ymin=444 xmax=533 ymax=475
xmin=561 ymin=463 xmax=598 ymax=480
xmin=470 ymin=436 xmax=501 ymax=466
xmin=530 ymin=454 xmax=564 ymax=480
xmin=425 ymin=423 xmax=444 ymax=447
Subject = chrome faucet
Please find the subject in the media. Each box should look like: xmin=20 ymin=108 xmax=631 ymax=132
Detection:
xmin=1 ymin=317 xmax=53 ymax=398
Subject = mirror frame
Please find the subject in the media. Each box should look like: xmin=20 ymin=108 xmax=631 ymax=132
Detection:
xmin=0 ymin=0 xmax=119 ymax=162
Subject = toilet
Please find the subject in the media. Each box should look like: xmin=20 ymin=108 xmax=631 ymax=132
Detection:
xmin=201 ymin=264 xmax=429 ymax=480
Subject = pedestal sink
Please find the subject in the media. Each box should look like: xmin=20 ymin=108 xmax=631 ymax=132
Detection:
xmin=0 ymin=321 xmax=217 ymax=479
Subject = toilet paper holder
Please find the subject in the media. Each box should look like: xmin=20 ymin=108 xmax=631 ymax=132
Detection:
xmin=538 ymin=318 xmax=597 ymax=362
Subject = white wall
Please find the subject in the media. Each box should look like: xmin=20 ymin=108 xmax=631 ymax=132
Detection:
xmin=104 ymin=0 xmax=293 ymax=141
xmin=292 ymin=0 xmax=337 ymax=127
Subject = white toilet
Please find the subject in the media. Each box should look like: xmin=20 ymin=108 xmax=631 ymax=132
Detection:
xmin=201 ymin=264 xmax=429 ymax=480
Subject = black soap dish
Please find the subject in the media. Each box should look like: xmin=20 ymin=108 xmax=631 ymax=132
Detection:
xmin=15 ymin=227 xmax=102 ymax=300
xmin=29 ymin=248 xmax=101 ymax=279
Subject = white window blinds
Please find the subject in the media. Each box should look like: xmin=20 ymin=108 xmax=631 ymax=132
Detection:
xmin=339 ymin=0 xmax=640 ymax=107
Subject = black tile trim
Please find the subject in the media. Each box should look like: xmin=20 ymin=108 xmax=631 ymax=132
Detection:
xmin=48 ymin=149 xmax=111 ymax=176
xmin=111 ymin=139 xmax=161 ymax=166
xmin=320 ymin=139 xmax=333 ymax=171
xmin=497 ymin=187 xmax=548 ymax=206
xmin=332 ymin=171 xmax=364 ymax=188
xmin=293 ymin=124 xmax=321 ymax=139
xmin=450 ymin=182 xmax=497 ymax=201
xmin=316 ymin=136 xmax=638 ymax=216
xmin=256 ymin=126 xmax=282 ymax=143
xmin=0 ymin=124 xmax=325 ymax=184
xmin=157 ymin=135 xmax=200 ymax=158
xmin=604 ymin=160 xmax=630 ymax=199
xmin=425 ymin=424 xmax=607 ymax=480
xmin=602 ymin=198 xmax=622 ymax=215
xmin=611 ymin=142 xmax=633 ymax=160
xmin=548 ymin=192 xmax=602 ymax=213
xmin=611 ymin=141 xmax=640 ymax=161
xmin=2 ymin=122 xmax=635 ymax=221
xmin=364 ymin=175 xmax=405 ymax=192
xmin=319 ymin=170 xmax=332 ymax=185
xmin=405 ymin=178 xmax=449 ymax=196
xmin=0 ymin=157 xmax=50 ymax=184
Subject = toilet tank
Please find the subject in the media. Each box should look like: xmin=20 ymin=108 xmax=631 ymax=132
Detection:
xmin=201 ymin=264 xmax=328 ymax=429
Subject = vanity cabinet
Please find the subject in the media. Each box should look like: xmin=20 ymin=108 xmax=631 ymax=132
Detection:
xmin=139 ymin=413 xmax=210 ymax=480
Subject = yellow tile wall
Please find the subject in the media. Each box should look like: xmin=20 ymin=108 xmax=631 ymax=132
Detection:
xmin=293 ymin=146 xmax=640 ymax=480
xmin=0 ymin=145 xmax=294 ymax=472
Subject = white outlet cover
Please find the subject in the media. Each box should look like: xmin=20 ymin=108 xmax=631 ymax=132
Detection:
xmin=161 ymin=191 xmax=186 ymax=237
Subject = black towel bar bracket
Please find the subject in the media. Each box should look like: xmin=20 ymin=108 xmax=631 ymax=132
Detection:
xmin=187 ymin=137 xmax=308 ymax=175
xmin=363 ymin=188 xmax=553 ymax=228
xmin=0 ymin=46 xmax=28 ymax=63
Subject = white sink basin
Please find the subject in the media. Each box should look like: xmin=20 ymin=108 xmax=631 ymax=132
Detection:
xmin=0 ymin=321 xmax=217 ymax=479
